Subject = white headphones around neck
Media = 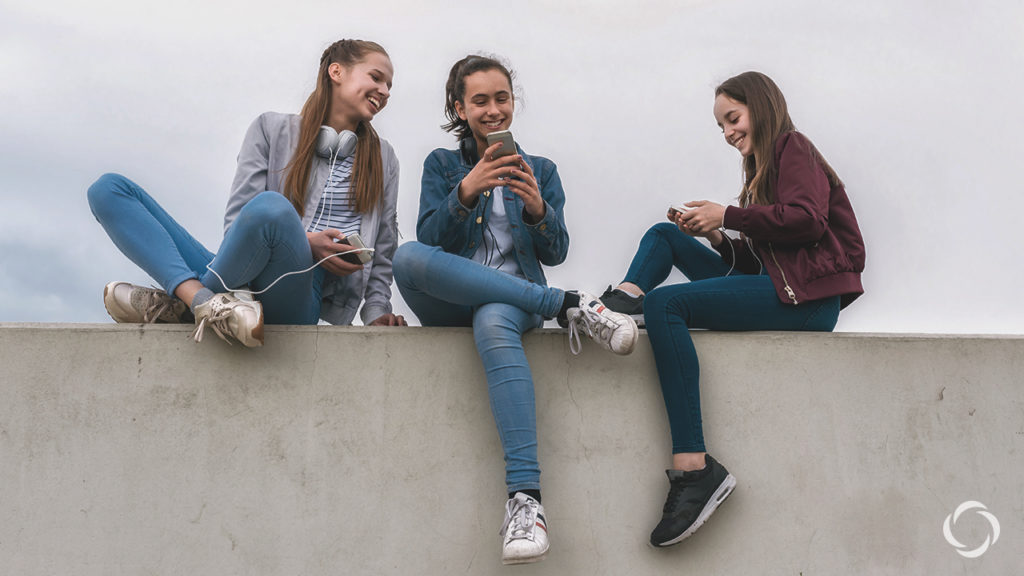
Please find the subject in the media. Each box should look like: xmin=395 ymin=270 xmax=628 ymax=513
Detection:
xmin=316 ymin=126 xmax=357 ymax=160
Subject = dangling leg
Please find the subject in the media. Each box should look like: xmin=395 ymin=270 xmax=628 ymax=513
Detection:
xmin=644 ymin=274 xmax=839 ymax=547
xmin=472 ymin=302 xmax=549 ymax=565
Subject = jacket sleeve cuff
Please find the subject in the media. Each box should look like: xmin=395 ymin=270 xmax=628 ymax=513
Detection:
xmin=526 ymin=201 xmax=558 ymax=238
xmin=446 ymin=184 xmax=475 ymax=221
xmin=361 ymin=303 xmax=391 ymax=326
xmin=723 ymin=205 xmax=741 ymax=230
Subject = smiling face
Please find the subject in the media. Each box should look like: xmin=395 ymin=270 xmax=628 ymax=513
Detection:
xmin=714 ymin=93 xmax=754 ymax=157
xmin=329 ymin=51 xmax=393 ymax=131
xmin=454 ymin=68 xmax=514 ymax=151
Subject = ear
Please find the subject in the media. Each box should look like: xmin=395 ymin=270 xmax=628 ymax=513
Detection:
xmin=454 ymin=100 xmax=467 ymax=121
xmin=328 ymin=62 xmax=345 ymax=85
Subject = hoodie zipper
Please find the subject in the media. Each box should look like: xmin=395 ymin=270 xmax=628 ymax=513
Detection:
xmin=768 ymin=242 xmax=799 ymax=305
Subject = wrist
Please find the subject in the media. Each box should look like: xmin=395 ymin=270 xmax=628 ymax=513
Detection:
xmin=523 ymin=203 xmax=545 ymax=225
xmin=709 ymin=230 xmax=725 ymax=247
xmin=457 ymin=180 xmax=479 ymax=208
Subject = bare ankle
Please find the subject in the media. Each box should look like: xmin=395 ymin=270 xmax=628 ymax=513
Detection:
xmin=617 ymin=282 xmax=644 ymax=297
xmin=672 ymin=452 xmax=707 ymax=472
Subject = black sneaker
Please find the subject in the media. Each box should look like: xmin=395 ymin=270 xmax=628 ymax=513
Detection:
xmin=650 ymin=454 xmax=736 ymax=547
xmin=597 ymin=285 xmax=645 ymax=327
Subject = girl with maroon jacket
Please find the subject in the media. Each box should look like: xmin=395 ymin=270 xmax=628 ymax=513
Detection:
xmin=597 ymin=71 xmax=865 ymax=547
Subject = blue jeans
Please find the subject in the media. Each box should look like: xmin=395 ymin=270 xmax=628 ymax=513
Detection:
xmin=393 ymin=241 xmax=565 ymax=493
xmin=625 ymin=223 xmax=841 ymax=453
xmin=87 ymin=173 xmax=323 ymax=325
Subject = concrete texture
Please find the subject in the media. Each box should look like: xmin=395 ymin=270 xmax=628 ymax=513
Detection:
xmin=1 ymin=323 xmax=1021 ymax=575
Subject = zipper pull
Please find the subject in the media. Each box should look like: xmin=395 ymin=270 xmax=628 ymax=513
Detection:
xmin=784 ymin=286 xmax=798 ymax=305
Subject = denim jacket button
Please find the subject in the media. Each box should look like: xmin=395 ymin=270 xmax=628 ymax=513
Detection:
xmin=458 ymin=210 xmax=467 ymax=218
xmin=475 ymin=216 xmax=483 ymax=224
xmin=540 ymin=224 xmax=547 ymax=231
xmin=470 ymin=241 xmax=476 ymax=248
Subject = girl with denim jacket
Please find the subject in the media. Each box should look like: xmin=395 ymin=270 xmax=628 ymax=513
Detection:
xmin=597 ymin=71 xmax=865 ymax=548
xmin=392 ymin=54 xmax=638 ymax=565
xmin=88 ymin=40 xmax=405 ymax=347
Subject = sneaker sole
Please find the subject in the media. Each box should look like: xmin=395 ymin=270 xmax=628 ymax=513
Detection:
xmin=558 ymin=313 xmax=643 ymax=328
xmin=239 ymin=304 xmax=265 ymax=348
xmin=651 ymin=473 xmax=736 ymax=547
xmin=615 ymin=314 xmax=640 ymax=355
xmin=501 ymin=547 xmax=549 ymax=565
xmin=102 ymin=282 xmax=124 ymax=322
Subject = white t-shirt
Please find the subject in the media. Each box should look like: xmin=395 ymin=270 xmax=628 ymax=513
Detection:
xmin=471 ymin=186 xmax=524 ymax=278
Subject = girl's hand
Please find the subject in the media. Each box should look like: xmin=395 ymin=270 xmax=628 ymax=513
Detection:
xmin=458 ymin=141 xmax=523 ymax=207
xmin=671 ymin=202 xmax=726 ymax=246
xmin=307 ymin=230 xmax=365 ymax=277
xmin=368 ymin=313 xmax=407 ymax=326
xmin=505 ymin=159 xmax=545 ymax=222
xmin=678 ymin=200 xmax=726 ymax=234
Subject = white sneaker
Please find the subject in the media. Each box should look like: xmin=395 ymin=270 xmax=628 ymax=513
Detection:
xmin=567 ymin=291 xmax=639 ymax=355
xmin=103 ymin=281 xmax=190 ymax=324
xmin=191 ymin=292 xmax=264 ymax=347
xmin=500 ymin=493 xmax=549 ymax=565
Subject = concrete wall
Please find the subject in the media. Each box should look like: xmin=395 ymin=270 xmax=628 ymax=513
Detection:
xmin=1 ymin=324 xmax=1021 ymax=575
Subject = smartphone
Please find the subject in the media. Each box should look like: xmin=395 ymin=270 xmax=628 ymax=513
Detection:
xmin=486 ymin=130 xmax=516 ymax=158
xmin=668 ymin=204 xmax=692 ymax=217
xmin=333 ymin=232 xmax=374 ymax=264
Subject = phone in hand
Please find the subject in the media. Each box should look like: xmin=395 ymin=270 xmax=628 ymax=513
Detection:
xmin=486 ymin=130 xmax=516 ymax=158
xmin=333 ymin=232 xmax=374 ymax=264
xmin=668 ymin=204 xmax=692 ymax=218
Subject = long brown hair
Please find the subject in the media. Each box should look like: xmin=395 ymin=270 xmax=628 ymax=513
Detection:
xmin=283 ymin=39 xmax=388 ymax=215
xmin=715 ymin=71 xmax=840 ymax=206
xmin=442 ymin=55 xmax=515 ymax=141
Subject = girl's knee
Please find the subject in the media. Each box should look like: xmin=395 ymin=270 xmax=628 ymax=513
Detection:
xmin=650 ymin=221 xmax=680 ymax=237
xmin=643 ymin=285 xmax=688 ymax=323
xmin=473 ymin=305 xmax=526 ymax=343
xmin=644 ymin=285 xmax=672 ymax=310
xmin=86 ymin=172 xmax=132 ymax=210
xmin=392 ymin=242 xmax=430 ymax=284
xmin=240 ymin=190 xmax=295 ymax=223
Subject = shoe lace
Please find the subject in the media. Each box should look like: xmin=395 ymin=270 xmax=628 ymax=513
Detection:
xmin=136 ymin=287 xmax=174 ymax=324
xmin=567 ymin=305 xmax=617 ymax=355
xmin=500 ymin=497 xmax=538 ymax=541
xmin=663 ymin=481 xmax=687 ymax=513
xmin=190 ymin=301 xmax=235 ymax=345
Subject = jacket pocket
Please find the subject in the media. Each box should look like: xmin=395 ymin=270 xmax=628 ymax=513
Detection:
xmin=798 ymin=235 xmax=853 ymax=282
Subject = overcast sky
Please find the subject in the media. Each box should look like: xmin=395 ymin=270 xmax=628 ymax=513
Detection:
xmin=1 ymin=0 xmax=1021 ymax=334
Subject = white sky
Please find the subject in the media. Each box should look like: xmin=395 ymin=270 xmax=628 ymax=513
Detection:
xmin=1 ymin=0 xmax=1021 ymax=334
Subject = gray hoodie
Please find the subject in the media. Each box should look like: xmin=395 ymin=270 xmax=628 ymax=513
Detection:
xmin=224 ymin=112 xmax=399 ymax=325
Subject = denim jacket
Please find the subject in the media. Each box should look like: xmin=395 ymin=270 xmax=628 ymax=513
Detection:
xmin=223 ymin=112 xmax=399 ymax=325
xmin=416 ymin=138 xmax=569 ymax=286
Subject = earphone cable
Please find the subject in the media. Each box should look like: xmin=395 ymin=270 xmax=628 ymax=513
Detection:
xmin=204 ymin=246 xmax=372 ymax=297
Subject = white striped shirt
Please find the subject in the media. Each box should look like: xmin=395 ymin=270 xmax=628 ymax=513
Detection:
xmin=307 ymin=156 xmax=361 ymax=237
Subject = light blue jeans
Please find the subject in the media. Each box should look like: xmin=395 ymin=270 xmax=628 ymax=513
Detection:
xmin=392 ymin=241 xmax=565 ymax=493
xmin=87 ymin=173 xmax=323 ymax=324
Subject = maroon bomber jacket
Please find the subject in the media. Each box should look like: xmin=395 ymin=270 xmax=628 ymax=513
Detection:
xmin=716 ymin=131 xmax=866 ymax=309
